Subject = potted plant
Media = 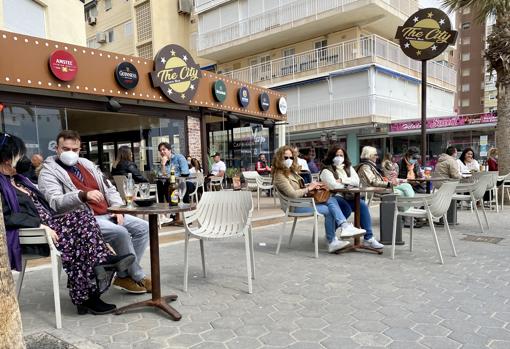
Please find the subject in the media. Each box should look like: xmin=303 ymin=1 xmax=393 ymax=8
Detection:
xmin=225 ymin=168 xmax=241 ymax=189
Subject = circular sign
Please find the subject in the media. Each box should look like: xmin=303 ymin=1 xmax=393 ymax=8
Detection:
xmin=237 ymin=87 xmax=250 ymax=108
xmin=259 ymin=92 xmax=270 ymax=112
xmin=395 ymin=8 xmax=457 ymax=61
xmin=212 ymin=80 xmax=227 ymax=103
xmin=150 ymin=44 xmax=201 ymax=104
xmin=114 ymin=62 xmax=139 ymax=90
xmin=48 ymin=50 xmax=78 ymax=81
xmin=278 ymin=97 xmax=287 ymax=115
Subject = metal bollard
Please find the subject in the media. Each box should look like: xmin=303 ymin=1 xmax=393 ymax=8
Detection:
xmin=379 ymin=194 xmax=404 ymax=245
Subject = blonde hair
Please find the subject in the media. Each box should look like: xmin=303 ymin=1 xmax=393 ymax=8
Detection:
xmin=360 ymin=146 xmax=378 ymax=160
xmin=488 ymin=148 xmax=498 ymax=158
xmin=273 ymin=145 xmax=300 ymax=177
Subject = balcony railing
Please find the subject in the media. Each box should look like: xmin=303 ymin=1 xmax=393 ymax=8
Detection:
xmin=287 ymin=95 xmax=453 ymax=127
xmin=223 ymin=35 xmax=457 ymax=87
xmin=197 ymin=0 xmax=418 ymax=51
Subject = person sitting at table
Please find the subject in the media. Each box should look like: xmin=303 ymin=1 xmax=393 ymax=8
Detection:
xmin=157 ymin=142 xmax=193 ymax=203
xmin=189 ymin=158 xmax=203 ymax=175
xmin=0 ymin=133 xmax=135 ymax=315
xmin=320 ymin=146 xmax=383 ymax=249
xmin=293 ymin=147 xmax=312 ymax=184
xmin=356 ymin=146 xmax=415 ymax=199
xmin=302 ymin=149 xmax=320 ymax=174
xmin=273 ymin=145 xmax=365 ymax=253
xmin=433 ymin=146 xmax=463 ymax=181
xmin=205 ymin=152 xmax=226 ymax=190
xmin=381 ymin=153 xmax=399 ymax=182
xmin=111 ymin=146 xmax=148 ymax=183
xmin=487 ymin=148 xmax=498 ymax=171
xmin=399 ymin=147 xmax=426 ymax=193
xmin=457 ymin=147 xmax=480 ymax=174
xmin=256 ymin=153 xmax=271 ymax=175
xmin=39 ymin=130 xmax=150 ymax=294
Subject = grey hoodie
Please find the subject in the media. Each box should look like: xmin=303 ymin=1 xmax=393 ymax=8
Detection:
xmin=38 ymin=156 xmax=123 ymax=213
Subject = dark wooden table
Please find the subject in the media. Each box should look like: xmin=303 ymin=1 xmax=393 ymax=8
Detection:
xmin=331 ymin=187 xmax=391 ymax=255
xmin=108 ymin=203 xmax=195 ymax=321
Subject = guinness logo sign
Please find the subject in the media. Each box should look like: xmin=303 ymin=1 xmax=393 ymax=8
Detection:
xmin=115 ymin=62 xmax=139 ymax=90
xmin=259 ymin=92 xmax=270 ymax=112
xmin=395 ymin=8 xmax=457 ymax=61
xmin=150 ymin=44 xmax=201 ymax=104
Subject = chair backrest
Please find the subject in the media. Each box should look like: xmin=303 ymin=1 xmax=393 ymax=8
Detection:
xmin=243 ymin=171 xmax=258 ymax=190
xmin=255 ymin=173 xmax=271 ymax=187
xmin=472 ymin=175 xmax=492 ymax=200
xmin=195 ymin=172 xmax=205 ymax=187
xmin=486 ymin=171 xmax=499 ymax=189
xmin=113 ymin=175 xmax=127 ymax=199
xmin=18 ymin=228 xmax=49 ymax=245
xmin=428 ymin=181 xmax=459 ymax=218
xmin=195 ymin=191 xmax=253 ymax=237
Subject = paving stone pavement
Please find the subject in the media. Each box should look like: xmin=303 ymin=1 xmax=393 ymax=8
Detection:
xmin=19 ymin=206 xmax=510 ymax=348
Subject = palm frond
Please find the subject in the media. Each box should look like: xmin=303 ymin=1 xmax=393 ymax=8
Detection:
xmin=441 ymin=0 xmax=510 ymax=22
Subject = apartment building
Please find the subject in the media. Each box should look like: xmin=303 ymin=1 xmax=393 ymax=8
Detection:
xmin=0 ymin=0 xmax=86 ymax=45
xmin=193 ymin=0 xmax=457 ymax=163
xmin=84 ymin=0 xmax=210 ymax=64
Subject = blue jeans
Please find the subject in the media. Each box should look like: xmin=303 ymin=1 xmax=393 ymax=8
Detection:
xmin=96 ymin=214 xmax=149 ymax=282
xmin=294 ymin=197 xmax=347 ymax=243
xmin=333 ymin=196 xmax=374 ymax=240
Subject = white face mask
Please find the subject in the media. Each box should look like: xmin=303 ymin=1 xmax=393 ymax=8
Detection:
xmin=283 ymin=159 xmax=293 ymax=168
xmin=60 ymin=150 xmax=79 ymax=166
xmin=333 ymin=156 xmax=344 ymax=166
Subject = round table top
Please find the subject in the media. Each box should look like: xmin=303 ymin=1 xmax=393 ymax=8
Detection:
xmin=330 ymin=187 xmax=391 ymax=194
xmin=108 ymin=203 xmax=196 ymax=215
xmin=407 ymin=178 xmax=446 ymax=182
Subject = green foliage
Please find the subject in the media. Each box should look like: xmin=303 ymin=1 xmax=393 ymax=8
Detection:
xmin=441 ymin=0 xmax=510 ymax=21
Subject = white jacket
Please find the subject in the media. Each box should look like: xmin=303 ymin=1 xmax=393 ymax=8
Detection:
xmin=319 ymin=165 xmax=360 ymax=189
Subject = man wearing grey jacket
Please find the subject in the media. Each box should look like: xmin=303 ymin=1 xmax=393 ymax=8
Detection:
xmin=39 ymin=130 xmax=150 ymax=294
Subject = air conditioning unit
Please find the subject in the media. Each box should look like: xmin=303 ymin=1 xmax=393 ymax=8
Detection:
xmin=96 ymin=32 xmax=107 ymax=43
xmin=178 ymin=0 xmax=192 ymax=14
xmin=88 ymin=16 xmax=97 ymax=25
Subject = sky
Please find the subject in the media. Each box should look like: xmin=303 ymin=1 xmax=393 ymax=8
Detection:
xmin=420 ymin=0 xmax=456 ymax=24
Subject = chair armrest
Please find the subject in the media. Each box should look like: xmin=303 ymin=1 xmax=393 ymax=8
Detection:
xmin=394 ymin=196 xmax=430 ymax=206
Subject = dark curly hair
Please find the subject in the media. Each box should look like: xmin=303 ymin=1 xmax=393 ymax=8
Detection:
xmin=323 ymin=146 xmax=352 ymax=177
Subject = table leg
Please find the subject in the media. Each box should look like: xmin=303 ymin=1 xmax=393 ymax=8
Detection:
xmin=115 ymin=214 xmax=181 ymax=320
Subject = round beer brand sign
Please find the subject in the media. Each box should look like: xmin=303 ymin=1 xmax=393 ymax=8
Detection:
xmin=259 ymin=92 xmax=270 ymax=112
xmin=212 ymin=80 xmax=227 ymax=103
xmin=48 ymin=50 xmax=78 ymax=81
xmin=238 ymin=87 xmax=250 ymax=108
xmin=395 ymin=8 xmax=457 ymax=61
xmin=150 ymin=44 xmax=201 ymax=104
xmin=115 ymin=62 xmax=139 ymax=90
xmin=278 ymin=97 xmax=288 ymax=115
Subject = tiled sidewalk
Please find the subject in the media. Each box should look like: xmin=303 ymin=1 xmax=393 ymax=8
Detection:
xmin=20 ymin=206 xmax=510 ymax=349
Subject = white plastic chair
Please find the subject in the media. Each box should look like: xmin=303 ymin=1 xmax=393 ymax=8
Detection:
xmin=183 ymin=191 xmax=255 ymax=293
xmin=113 ymin=175 xmax=126 ymax=201
xmin=255 ymin=174 xmax=276 ymax=210
xmin=16 ymin=227 xmax=62 ymax=329
xmin=208 ymin=176 xmax=224 ymax=191
xmin=275 ymin=189 xmax=322 ymax=259
xmin=452 ymin=175 xmax=492 ymax=233
xmin=485 ymin=171 xmax=499 ymax=212
xmin=187 ymin=172 xmax=204 ymax=204
xmin=391 ymin=181 xmax=459 ymax=264
xmin=242 ymin=171 xmax=259 ymax=192
xmin=499 ymin=173 xmax=510 ymax=210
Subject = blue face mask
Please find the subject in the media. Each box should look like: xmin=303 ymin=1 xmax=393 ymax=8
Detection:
xmin=409 ymin=159 xmax=418 ymax=165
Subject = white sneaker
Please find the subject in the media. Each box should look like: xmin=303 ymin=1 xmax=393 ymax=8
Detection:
xmin=328 ymin=238 xmax=351 ymax=253
xmin=364 ymin=237 xmax=384 ymax=249
xmin=339 ymin=223 xmax=366 ymax=238
xmin=159 ymin=216 xmax=174 ymax=225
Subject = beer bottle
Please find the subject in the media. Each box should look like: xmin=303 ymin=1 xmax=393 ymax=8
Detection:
xmin=168 ymin=167 xmax=178 ymax=206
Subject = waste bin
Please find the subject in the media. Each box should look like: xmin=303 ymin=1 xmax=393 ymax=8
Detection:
xmin=379 ymin=194 xmax=404 ymax=245
xmin=446 ymin=200 xmax=457 ymax=225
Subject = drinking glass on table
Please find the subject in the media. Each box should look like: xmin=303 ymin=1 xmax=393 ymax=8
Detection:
xmin=139 ymin=183 xmax=151 ymax=199
xmin=123 ymin=176 xmax=135 ymax=208
xmin=177 ymin=180 xmax=187 ymax=207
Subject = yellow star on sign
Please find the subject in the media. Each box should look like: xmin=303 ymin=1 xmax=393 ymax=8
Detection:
xmin=417 ymin=50 xmax=421 ymax=56
xmin=427 ymin=12 xmax=433 ymax=18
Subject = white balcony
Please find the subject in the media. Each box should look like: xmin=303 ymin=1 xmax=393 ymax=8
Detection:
xmin=223 ymin=35 xmax=457 ymax=90
xmin=287 ymin=95 xmax=453 ymax=130
xmin=196 ymin=0 xmax=419 ymax=60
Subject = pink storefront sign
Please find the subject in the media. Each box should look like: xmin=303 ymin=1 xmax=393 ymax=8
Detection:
xmin=390 ymin=113 xmax=497 ymax=133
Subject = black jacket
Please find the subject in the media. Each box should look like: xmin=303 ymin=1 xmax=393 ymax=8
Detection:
xmin=398 ymin=158 xmax=420 ymax=179
xmin=111 ymin=160 xmax=148 ymax=183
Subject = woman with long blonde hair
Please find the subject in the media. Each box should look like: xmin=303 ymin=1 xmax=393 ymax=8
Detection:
xmin=272 ymin=145 xmax=365 ymax=253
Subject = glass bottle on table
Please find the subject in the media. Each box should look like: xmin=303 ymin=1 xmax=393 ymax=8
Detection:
xmin=168 ymin=166 xmax=178 ymax=206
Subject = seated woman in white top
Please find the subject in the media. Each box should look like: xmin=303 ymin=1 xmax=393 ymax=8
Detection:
xmin=189 ymin=158 xmax=203 ymax=175
xmin=457 ymin=147 xmax=480 ymax=175
xmin=319 ymin=146 xmax=383 ymax=249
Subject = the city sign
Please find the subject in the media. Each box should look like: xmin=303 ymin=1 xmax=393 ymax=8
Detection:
xmin=150 ymin=44 xmax=201 ymax=104
xmin=396 ymin=8 xmax=457 ymax=61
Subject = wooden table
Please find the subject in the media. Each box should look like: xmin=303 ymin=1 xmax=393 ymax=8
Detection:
xmin=108 ymin=203 xmax=195 ymax=320
xmin=331 ymin=187 xmax=391 ymax=254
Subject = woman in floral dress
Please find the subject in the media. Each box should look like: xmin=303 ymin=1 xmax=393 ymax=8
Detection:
xmin=0 ymin=133 xmax=134 ymax=315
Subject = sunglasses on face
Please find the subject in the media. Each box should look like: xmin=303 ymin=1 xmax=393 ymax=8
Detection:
xmin=284 ymin=156 xmax=294 ymax=160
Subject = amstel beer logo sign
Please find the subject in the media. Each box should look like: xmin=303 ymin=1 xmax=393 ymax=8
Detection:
xmin=150 ymin=44 xmax=201 ymax=104
xmin=395 ymin=8 xmax=457 ymax=61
